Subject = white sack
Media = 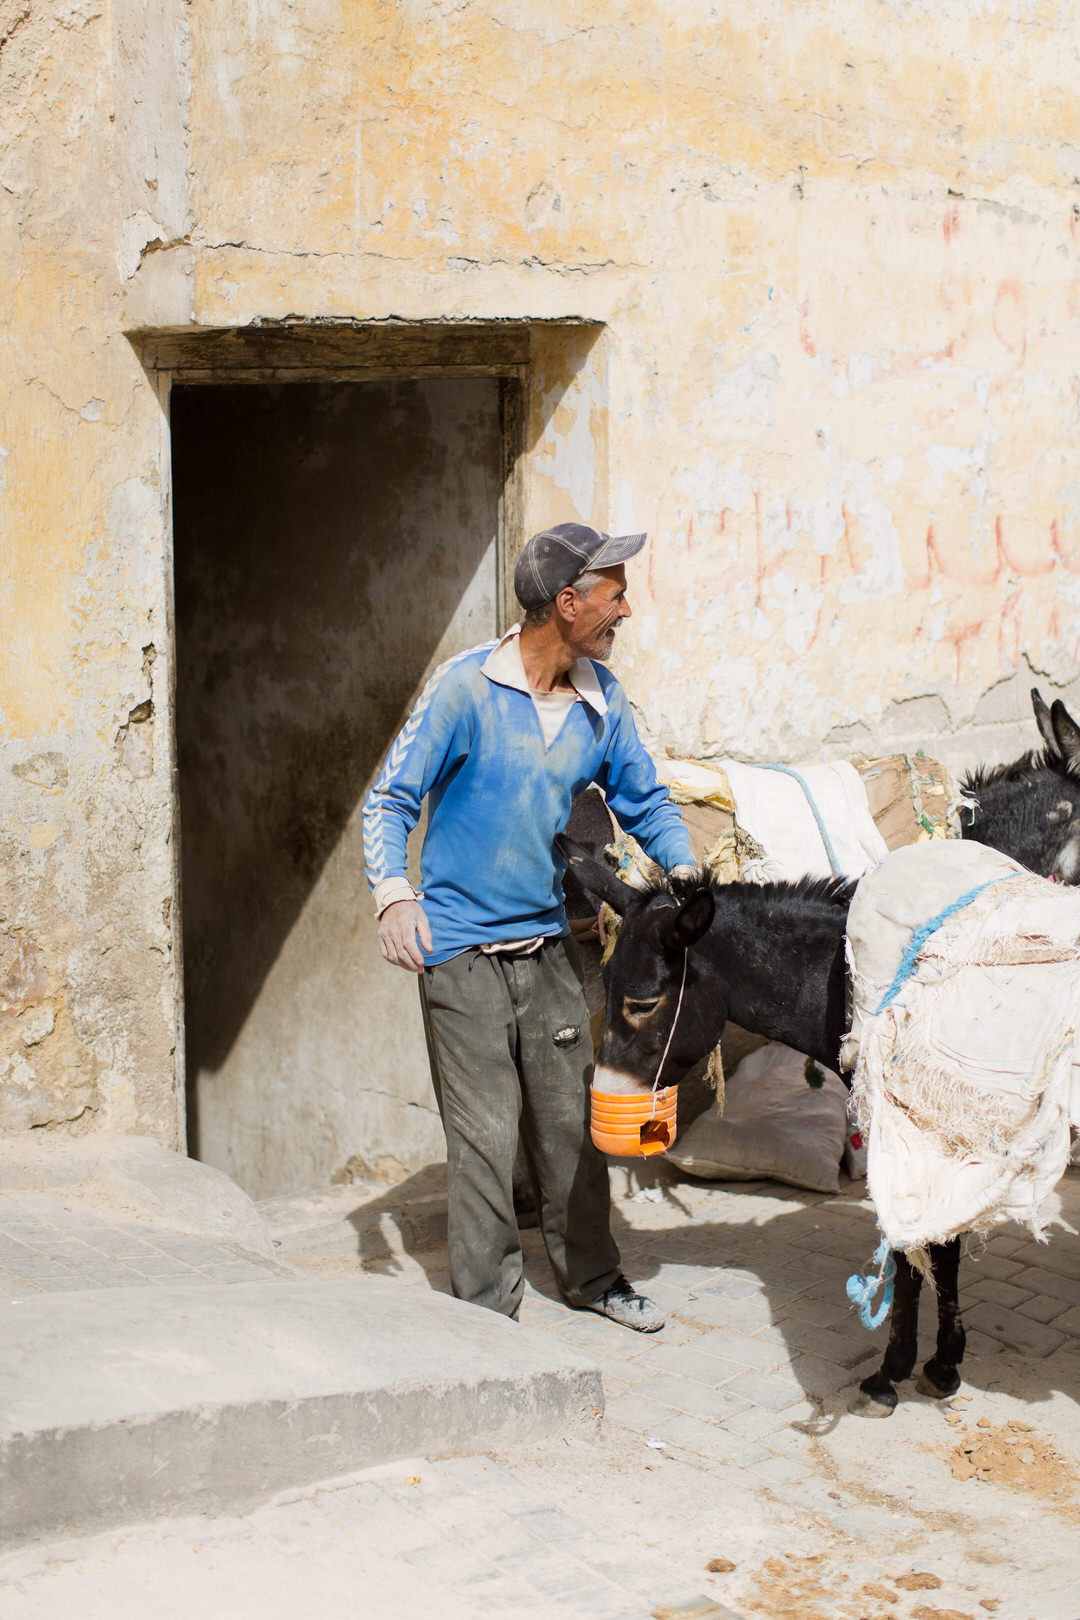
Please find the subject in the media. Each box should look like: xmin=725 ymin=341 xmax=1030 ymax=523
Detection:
xmin=844 ymin=840 xmax=1080 ymax=1253
xmin=669 ymin=1041 xmax=849 ymax=1194
xmin=722 ymin=758 xmax=888 ymax=882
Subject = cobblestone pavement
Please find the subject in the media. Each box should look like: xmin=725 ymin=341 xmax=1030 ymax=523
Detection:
xmin=4 ymin=1167 xmax=1080 ymax=1618
xmin=0 ymin=1190 xmax=295 ymax=1294
xmin=264 ymin=1163 xmax=1080 ymax=1619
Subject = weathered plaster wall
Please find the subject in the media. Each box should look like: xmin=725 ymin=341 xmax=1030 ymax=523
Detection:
xmin=0 ymin=0 xmax=192 ymax=1141
xmin=186 ymin=0 xmax=1080 ymax=771
xmin=6 ymin=0 xmax=1080 ymax=1175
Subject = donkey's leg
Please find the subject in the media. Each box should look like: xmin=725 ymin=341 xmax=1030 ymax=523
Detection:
xmin=853 ymin=1253 xmax=922 ymax=1417
xmin=917 ymin=1239 xmax=965 ymax=1398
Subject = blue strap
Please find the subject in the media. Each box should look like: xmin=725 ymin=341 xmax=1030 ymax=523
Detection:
xmin=846 ymin=1236 xmax=896 ymax=1329
xmin=874 ymin=874 xmax=1016 ymax=1016
xmin=757 ymin=762 xmax=843 ymax=877
xmin=845 ymin=870 xmax=1020 ymax=1330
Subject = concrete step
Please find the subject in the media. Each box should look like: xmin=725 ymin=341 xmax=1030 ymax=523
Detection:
xmin=1 ymin=1275 xmax=603 ymax=1548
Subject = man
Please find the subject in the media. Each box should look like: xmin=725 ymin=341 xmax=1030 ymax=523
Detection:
xmin=362 ymin=521 xmax=694 ymax=1330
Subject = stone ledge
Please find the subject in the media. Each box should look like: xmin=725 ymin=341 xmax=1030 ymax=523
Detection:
xmin=0 ymin=1275 xmax=603 ymax=1548
xmin=0 ymin=1135 xmax=273 ymax=1257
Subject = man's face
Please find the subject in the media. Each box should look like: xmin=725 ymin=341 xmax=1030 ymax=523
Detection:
xmin=567 ymin=564 xmax=632 ymax=662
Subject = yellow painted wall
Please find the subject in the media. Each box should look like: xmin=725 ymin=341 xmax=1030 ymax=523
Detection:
xmin=3 ymin=0 xmax=1079 ymax=1154
xmin=186 ymin=0 xmax=1080 ymax=762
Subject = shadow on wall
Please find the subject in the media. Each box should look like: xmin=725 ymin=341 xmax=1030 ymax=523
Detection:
xmin=171 ymin=379 xmax=501 ymax=1156
xmin=524 ymin=322 xmax=606 ymax=459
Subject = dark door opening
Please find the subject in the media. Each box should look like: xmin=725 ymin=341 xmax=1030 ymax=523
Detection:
xmin=171 ymin=378 xmax=502 ymax=1197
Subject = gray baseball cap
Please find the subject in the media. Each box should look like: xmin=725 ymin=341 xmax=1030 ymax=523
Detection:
xmin=513 ymin=522 xmax=648 ymax=611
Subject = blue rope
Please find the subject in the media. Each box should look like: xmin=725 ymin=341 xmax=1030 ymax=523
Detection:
xmin=846 ymin=1236 xmax=896 ymax=1329
xmin=845 ymin=870 xmax=1019 ymax=1331
xmin=757 ymin=762 xmax=843 ymax=877
xmin=873 ymin=875 xmax=1015 ymax=1016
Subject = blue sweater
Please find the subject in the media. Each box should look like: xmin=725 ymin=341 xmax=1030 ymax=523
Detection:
xmin=362 ymin=640 xmax=692 ymax=964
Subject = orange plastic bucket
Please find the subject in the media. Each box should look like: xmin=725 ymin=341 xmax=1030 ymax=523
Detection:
xmin=590 ymin=1084 xmax=678 ymax=1157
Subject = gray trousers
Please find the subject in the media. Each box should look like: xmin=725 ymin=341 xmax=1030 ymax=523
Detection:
xmin=419 ymin=936 xmax=621 ymax=1320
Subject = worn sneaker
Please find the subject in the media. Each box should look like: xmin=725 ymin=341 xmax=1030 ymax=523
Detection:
xmin=584 ymin=1274 xmax=665 ymax=1333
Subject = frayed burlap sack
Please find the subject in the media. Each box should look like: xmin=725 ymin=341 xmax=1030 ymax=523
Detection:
xmin=844 ymin=841 xmax=1080 ymax=1253
xmin=855 ymin=751 xmax=963 ymax=849
xmin=668 ymin=1042 xmax=848 ymax=1194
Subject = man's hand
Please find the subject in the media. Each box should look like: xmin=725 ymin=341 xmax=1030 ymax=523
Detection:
xmin=669 ymin=863 xmax=702 ymax=897
xmin=378 ymin=899 xmax=433 ymax=972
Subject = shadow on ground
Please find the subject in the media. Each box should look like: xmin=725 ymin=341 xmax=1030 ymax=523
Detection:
xmin=267 ymin=1157 xmax=1080 ymax=1422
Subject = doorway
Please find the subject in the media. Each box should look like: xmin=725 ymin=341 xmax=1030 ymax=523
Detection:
xmin=171 ymin=377 xmax=504 ymax=1197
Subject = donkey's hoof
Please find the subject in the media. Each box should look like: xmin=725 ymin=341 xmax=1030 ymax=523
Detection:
xmin=917 ymin=1361 xmax=961 ymax=1400
xmin=850 ymin=1385 xmax=897 ymax=1419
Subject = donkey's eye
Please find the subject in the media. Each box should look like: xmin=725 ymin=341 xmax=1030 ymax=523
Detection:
xmin=622 ymin=996 xmax=661 ymax=1028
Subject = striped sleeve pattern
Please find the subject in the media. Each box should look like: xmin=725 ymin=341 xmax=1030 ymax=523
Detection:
xmin=361 ymin=642 xmax=494 ymax=889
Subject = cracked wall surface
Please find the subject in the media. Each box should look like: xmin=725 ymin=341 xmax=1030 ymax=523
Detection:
xmin=3 ymin=0 xmax=1080 ymax=1172
xmin=183 ymin=0 xmax=1080 ymax=766
xmin=0 ymin=0 xmax=192 ymax=1142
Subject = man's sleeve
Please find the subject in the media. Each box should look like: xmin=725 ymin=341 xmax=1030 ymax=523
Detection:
xmin=596 ymin=686 xmax=694 ymax=871
xmin=362 ymin=660 xmax=472 ymax=892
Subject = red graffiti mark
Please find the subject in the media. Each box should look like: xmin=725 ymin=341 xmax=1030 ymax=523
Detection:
xmin=910 ymin=518 xmax=1058 ymax=591
xmin=806 ymin=597 xmax=827 ymax=652
xmin=1051 ymin=518 xmax=1065 ymax=564
xmin=785 ymin=498 xmax=793 ymax=532
xmin=687 ymin=514 xmax=694 ymax=550
xmin=943 ymin=204 xmax=960 ymax=246
xmin=905 ymin=524 xmax=935 ymax=592
xmin=910 ymin=521 xmax=991 ymax=588
xmin=753 ymin=486 xmax=764 ymax=604
xmin=998 ymin=587 xmax=1023 ymax=668
xmin=797 ymin=297 xmax=816 ymax=358
xmin=1050 ymin=517 xmax=1080 ymax=572
xmin=841 ymin=503 xmax=858 ymax=571
xmin=945 ymin=619 xmax=983 ymax=681
xmin=993 ymin=280 xmax=1027 ymax=367
xmin=996 ymin=514 xmax=1055 ymax=578
xmin=1050 ymin=604 xmax=1062 ymax=639
xmin=716 ymin=508 xmax=728 ymax=536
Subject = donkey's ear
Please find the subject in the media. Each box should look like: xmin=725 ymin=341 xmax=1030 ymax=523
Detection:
xmin=1051 ymin=699 xmax=1080 ymax=774
xmin=662 ymin=886 xmax=715 ymax=952
xmin=1032 ymin=688 xmax=1057 ymax=753
xmin=555 ymin=834 xmax=638 ymax=915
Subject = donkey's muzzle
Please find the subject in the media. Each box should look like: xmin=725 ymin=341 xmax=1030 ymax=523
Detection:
xmin=590 ymin=1084 xmax=678 ymax=1157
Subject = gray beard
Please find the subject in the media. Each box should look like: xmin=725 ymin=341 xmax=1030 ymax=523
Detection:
xmin=583 ymin=629 xmax=618 ymax=664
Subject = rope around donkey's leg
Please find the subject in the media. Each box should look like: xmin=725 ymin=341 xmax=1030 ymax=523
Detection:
xmin=846 ymin=1236 xmax=896 ymax=1330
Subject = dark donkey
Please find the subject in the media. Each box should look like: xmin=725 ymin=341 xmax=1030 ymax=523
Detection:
xmin=547 ymin=688 xmax=1080 ymax=1404
xmin=959 ymin=688 xmax=1080 ymax=879
xmin=556 ymin=836 xmax=969 ymax=1417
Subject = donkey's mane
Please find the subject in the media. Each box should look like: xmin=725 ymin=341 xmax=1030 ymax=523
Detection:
xmin=963 ymin=748 xmax=1078 ymax=789
xmin=634 ymin=871 xmax=855 ymax=909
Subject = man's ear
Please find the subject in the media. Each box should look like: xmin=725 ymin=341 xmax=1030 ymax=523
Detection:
xmin=553 ymin=584 xmax=579 ymax=625
xmin=661 ymin=887 xmax=715 ymax=952
xmin=555 ymin=834 xmax=638 ymax=915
